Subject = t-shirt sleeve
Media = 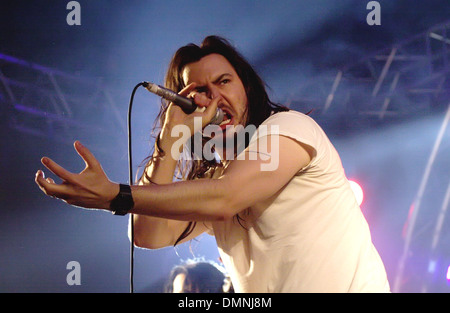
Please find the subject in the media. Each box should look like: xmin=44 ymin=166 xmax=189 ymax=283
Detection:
xmin=262 ymin=111 xmax=319 ymax=146
xmin=244 ymin=111 xmax=323 ymax=170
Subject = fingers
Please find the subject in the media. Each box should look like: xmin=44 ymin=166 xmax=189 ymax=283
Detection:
xmin=35 ymin=169 xmax=68 ymax=199
xmin=35 ymin=169 xmax=46 ymax=188
xmin=36 ymin=142 xmax=90 ymax=196
xmin=38 ymin=141 xmax=95 ymax=182
xmin=37 ymin=158 xmax=74 ymax=200
xmin=179 ymin=82 xmax=197 ymax=97
xmin=189 ymin=95 xmax=222 ymax=127
xmin=202 ymin=96 xmax=221 ymax=125
xmin=35 ymin=169 xmax=48 ymax=194
xmin=41 ymin=156 xmax=74 ymax=183
xmin=191 ymin=92 xmax=210 ymax=108
xmin=73 ymin=141 xmax=100 ymax=170
xmin=164 ymin=83 xmax=198 ymax=121
xmin=35 ymin=141 xmax=109 ymax=207
xmin=165 ymin=82 xmax=222 ymax=129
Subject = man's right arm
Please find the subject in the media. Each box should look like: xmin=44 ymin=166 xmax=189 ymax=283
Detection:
xmin=131 ymin=83 xmax=220 ymax=249
xmin=131 ymin=131 xmax=208 ymax=249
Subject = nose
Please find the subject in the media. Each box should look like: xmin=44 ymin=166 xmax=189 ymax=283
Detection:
xmin=207 ymin=84 xmax=220 ymax=100
xmin=193 ymin=84 xmax=222 ymax=107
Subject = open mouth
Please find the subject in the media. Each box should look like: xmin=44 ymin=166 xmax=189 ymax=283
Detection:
xmin=219 ymin=111 xmax=233 ymax=130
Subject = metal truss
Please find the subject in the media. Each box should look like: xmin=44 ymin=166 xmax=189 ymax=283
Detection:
xmin=286 ymin=20 xmax=450 ymax=293
xmin=0 ymin=52 xmax=127 ymax=153
xmin=287 ymin=20 xmax=450 ymax=121
xmin=394 ymin=103 xmax=450 ymax=292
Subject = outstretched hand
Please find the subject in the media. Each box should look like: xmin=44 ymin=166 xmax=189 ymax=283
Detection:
xmin=35 ymin=141 xmax=119 ymax=211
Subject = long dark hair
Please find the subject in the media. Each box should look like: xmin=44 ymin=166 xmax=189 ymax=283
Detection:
xmin=164 ymin=260 xmax=229 ymax=293
xmin=140 ymin=36 xmax=288 ymax=244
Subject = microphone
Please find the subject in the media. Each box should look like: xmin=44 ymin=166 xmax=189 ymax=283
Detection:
xmin=143 ymin=81 xmax=224 ymax=125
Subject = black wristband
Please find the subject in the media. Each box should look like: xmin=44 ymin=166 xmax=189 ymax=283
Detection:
xmin=110 ymin=184 xmax=134 ymax=216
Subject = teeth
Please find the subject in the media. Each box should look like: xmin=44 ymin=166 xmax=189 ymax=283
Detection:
xmin=219 ymin=118 xmax=231 ymax=126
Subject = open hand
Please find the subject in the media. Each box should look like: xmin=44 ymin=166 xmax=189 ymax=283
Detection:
xmin=35 ymin=141 xmax=119 ymax=211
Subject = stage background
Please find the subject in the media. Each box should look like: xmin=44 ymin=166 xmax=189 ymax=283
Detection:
xmin=0 ymin=0 xmax=449 ymax=293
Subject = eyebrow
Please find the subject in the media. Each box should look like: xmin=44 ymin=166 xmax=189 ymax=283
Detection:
xmin=193 ymin=73 xmax=233 ymax=90
xmin=212 ymin=73 xmax=232 ymax=84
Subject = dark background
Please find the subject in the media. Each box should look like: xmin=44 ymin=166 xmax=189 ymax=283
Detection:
xmin=0 ymin=0 xmax=449 ymax=292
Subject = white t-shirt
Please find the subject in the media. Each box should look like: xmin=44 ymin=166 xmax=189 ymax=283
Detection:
xmin=210 ymin=111 xmax=390 ymax=293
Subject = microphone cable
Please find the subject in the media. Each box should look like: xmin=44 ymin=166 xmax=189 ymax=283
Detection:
xmin=125 ymin=81 xmax=221 ymax=292
xmin=126 ymin=81 xmax=147 ymax=293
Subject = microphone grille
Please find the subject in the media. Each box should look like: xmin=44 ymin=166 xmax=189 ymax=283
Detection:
xmin=210 ymin=109 xmax=224 ymax=125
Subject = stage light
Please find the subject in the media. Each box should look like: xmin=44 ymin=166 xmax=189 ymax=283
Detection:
xmin=446 ymin=264 xmax=450 ymax=282
xmin=348 ymin=180 xmax=364 ymax=206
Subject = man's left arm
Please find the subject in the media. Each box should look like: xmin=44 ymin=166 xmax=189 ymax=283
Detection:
xmin=35 ymin=136 xmax=313 ymax=221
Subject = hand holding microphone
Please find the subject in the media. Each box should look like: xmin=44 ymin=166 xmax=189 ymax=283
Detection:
xmin=143 ymin=82 xmax=224 ymax=125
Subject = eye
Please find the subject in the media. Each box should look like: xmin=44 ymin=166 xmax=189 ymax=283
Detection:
xmin=195 ymin=86 xmax=208 ymax=94
xmin=220 ymin=79 xmax=230 ymax=85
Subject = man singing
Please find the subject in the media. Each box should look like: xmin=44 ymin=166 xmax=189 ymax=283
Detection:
xmin=35 ymin=36 xmax=390 ymax=292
